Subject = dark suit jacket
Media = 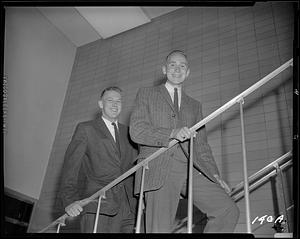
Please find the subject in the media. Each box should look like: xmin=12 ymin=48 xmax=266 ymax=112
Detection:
xmin=129 ymin=84 xmax=220 ymax=193
xmin=59 ymin=114 xmax=137 ymax=216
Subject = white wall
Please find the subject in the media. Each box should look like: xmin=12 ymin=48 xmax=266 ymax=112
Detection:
xmin=4 ymin=7 xmax=77 ymax=200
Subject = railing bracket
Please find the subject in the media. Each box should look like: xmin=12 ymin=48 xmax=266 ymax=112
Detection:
xmin=57 ymin=218 xmax=66 ymax=227
xmin=144 ymin=162 xmax=149 ymax=170
xmin=273 ymin=162 xmax=280 ymax=171
xmin=237 ymin=97 xmax=245 ymax=104
xmin=56 ymin=217 xmax=66 ymax=233
xmin=99 ymin=191 xmax=106 ymax=199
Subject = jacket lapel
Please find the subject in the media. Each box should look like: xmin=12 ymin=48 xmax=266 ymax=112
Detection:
xmin=118 ymin=124 xmax=127 ymax=159
xmin=158 ymin=84 xmax=177 ymax=112
xmin=179 ymin=90 xmax=194 ymax=126
xmin=180 ymin=91 xmax=189 ymax=114
xmin=94 ymin=115 xmax=120 ymax=157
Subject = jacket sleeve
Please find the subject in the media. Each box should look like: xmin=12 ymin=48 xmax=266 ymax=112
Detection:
xmin=194 ymin=104 xmax=220 ymax=176
xmin=59 ymin=123 xmax=87 ymax=208
xmin=129 ymin=88 xmax=173 ymax=148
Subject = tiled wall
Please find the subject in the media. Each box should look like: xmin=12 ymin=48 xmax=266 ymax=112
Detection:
xmin=30 ymin=3 xmax=294 ymax=236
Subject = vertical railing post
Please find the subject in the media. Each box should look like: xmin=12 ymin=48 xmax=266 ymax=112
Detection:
xmin=135 ymin=163 xmax=148 ymax=233
xmin=56 ymin=217 xmax=66 ymax=233
xmin=238 ymin=97 xmax=252 ymax=233
xmin=93 ymin=191 xmax=106 ymax=233
xmin=56 ymin=223 xmax=62 ymax=233
xmin=187 ymin=136 xmax=194 ymax=233
xmin=274 ymin=163 xmax=290 ymax=232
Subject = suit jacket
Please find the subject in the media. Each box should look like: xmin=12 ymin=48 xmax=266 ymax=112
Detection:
xmin=59 ymin=114 xmax=137 ymax=216
xmin=129 ymin=84 xmax=220 ymax=193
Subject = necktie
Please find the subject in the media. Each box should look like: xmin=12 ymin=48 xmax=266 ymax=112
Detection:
xmin=174 ymin=88 xmax=179 ymax=113
xmin=112 ymin=122 xmax=121 ymax=157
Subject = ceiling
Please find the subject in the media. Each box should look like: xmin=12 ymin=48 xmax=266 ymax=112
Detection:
xmin=37 ymin=7 xmax=182 ymax=47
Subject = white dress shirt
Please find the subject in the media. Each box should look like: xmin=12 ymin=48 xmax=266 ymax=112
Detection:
xmin=102 ymin=116 xmax=118 ymax=141
xmin=165 ymin=82 xmax=182 ymax=109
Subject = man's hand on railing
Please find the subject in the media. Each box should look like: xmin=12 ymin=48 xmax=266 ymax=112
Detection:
xmin=214 ymin=174 xmax=231 ymax=195
xmin=65 ymin=201 xmax=83 ymax=217
xmin=170 ymin=127 xmax=197 ymax=142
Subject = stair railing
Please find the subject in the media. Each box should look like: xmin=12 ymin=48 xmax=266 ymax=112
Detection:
xmin=230 ymin=151 xmax=292 ymax=199
xmin=39 ymin=58 xmax=293 ymax=233
xmin=173 ymin=152 xmax=293 ymax=232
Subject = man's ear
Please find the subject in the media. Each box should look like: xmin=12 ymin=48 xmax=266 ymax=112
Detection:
xmin=186 ymin=68 xmax=190 ymax=77
xmin=162 ymin=65 xmax=167 ymax=75
xmin=98 ymin=100 xmax=103 ymax=109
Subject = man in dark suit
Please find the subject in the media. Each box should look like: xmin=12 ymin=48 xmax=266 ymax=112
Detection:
xmin=59 ymin=86 xmax=137 ymax=233
xmin=130 ymin=50 xmax=239 ymax=233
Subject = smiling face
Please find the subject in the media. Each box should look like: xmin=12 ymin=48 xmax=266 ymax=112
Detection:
xmin=162 ymin=52 xmax=190 ymax=87
xmin=98 ymin=90 xmax=122 ymax=122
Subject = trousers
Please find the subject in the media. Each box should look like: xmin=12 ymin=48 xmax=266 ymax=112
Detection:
xmin=80 ymin=186 xmax=136 ymax=233
xmin=144 ymin=149 xmax=240 ymax=233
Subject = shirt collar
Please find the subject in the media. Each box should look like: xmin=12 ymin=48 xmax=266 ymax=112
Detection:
xmin=165 ymin=81 xmax=182 ymax=94
xmin=102 ymin=116 xmax=118 ymax=128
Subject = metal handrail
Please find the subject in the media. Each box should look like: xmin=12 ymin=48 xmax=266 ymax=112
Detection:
xmin=230 ymin=151 xmax=292 ymax=197
xmin=232 ymin=158 xmax=293 ymax=202
xmin=39 ymin=58 xmax=293 ymax=232
xmin=172 ymin=154 xmax=293 ymax=232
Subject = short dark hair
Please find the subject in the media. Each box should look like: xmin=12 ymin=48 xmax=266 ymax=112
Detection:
xmin=100 ymin=86 xmax=122 ymax=99
xmin=165 ymin=50 xmax=187 ymax=62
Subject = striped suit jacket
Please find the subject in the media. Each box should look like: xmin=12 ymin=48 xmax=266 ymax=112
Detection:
xmin=129 ymin=84 xmax=220 ymax=193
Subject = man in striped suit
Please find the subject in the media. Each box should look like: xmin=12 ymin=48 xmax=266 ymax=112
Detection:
xmin=130 ymin=50 xmax=239 ymax=233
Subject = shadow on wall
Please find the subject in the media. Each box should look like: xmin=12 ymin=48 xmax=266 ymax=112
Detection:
xmin=217 ymin=74 xmax=293 ymax=235
xmin=207 ymin=75 xmax=293 ymax=181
